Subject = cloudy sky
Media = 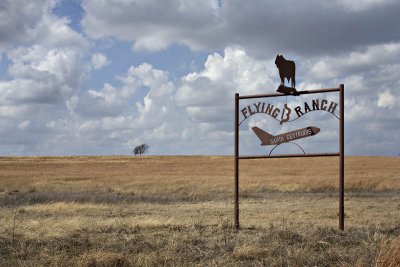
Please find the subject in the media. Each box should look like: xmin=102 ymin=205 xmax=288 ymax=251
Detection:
xmin=0 ymin=0 xmax=399 ymax=156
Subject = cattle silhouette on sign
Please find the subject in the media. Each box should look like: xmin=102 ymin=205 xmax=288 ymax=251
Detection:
xmin=275 ymin=55 xmax=298 ymax=95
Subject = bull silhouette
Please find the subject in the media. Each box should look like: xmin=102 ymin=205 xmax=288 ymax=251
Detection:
xmin=275 ymin=55 xmax=296 ymax=89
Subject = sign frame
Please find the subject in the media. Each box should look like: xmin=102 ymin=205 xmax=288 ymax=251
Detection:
xmin=234 ymin=84 xmax=344 ymax=230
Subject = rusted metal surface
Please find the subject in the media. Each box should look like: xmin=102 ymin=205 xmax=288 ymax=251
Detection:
xmin=339 ymin=84 xmax=345 ymax=231
xmin=238 ymin=87 xmax=340 ymax=100
xmin=297 ymin=88 xmax=340 ymax=95
xmin=234 ymin=93 xmax=239 ymax=230
xmin=234 ymin=85 xmax=345 ymax=231
xmin=239 ymin=98 xmax=339 ymax=127
xmin=276 ymin=85 xmax=299 ymax=95
xmin=252 ymin=126 xmax=320 ymax=146
xmin=275 ymin=55 xmax=296 ymax=89
xmin=238 ymin=152 xmax=339 ymax=160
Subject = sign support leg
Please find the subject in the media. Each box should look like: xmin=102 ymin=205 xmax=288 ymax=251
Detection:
xmin=234 ymin=93 xmax=239 ymax=229
xmin=339 ymin=84 xmax=345 ymax=230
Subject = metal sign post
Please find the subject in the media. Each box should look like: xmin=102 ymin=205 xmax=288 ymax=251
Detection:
xmin=234 ymin=93 xmax=239 ymax=230
xmin=339 ymin=84 xmax=345 ymax=230
xmin=234 ymin=85 xmax=344 ymax=230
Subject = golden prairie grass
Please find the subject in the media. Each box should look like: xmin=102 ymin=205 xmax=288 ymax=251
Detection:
xmin=374 ymin=236 xmax=400 ymax=267
xmin=0 ymin=156 xmax=399 ymax=196
xmin=0 ymin=156 xmax=399 ymax=266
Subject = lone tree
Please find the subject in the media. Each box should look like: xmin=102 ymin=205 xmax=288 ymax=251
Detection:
xmin=133 ymin=144 xmax=149 ymax=156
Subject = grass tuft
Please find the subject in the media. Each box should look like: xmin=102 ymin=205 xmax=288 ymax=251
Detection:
xmin=374 ymin=236 xmax=400 ymax=267
xmin=77 ymin=251 xmax=130 ymax=267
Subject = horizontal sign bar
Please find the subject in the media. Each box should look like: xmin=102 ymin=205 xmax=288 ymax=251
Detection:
xmin=238 ymin=88 xmax=340 ymax=100
xmin=238 ymin=152 xmax=340 ymax=160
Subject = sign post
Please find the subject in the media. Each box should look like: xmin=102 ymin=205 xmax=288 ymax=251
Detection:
xmin=234 ymin=93 xmax=239 ymax=229
xmin=339 ymin=84 xmax=345 ymax=230
xmin=233 ymin=85 xmax=344 ymax=230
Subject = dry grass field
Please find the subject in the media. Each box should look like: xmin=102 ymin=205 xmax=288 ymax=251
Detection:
xmin=0 ymin=156 xmax=399 ymax=266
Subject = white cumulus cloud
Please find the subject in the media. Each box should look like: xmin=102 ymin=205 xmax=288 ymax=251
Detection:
xmin=1 ymin=0 xmax=400 ymax=156
xmin=378 ymin=90 xmax=397 ymax=108
xmin=91 ymin=53 xmax=110 ymax=69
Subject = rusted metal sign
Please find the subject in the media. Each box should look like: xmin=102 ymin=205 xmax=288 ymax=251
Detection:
xmin=240 ymin=98 xmax=338 ymax=125
xmin=233 ymin=55 xmax=345 ymax=231
xmin=252 ymin=126 xmax=320 ymax=146
xmin=275 ymin=54 xmax=298 ymax=95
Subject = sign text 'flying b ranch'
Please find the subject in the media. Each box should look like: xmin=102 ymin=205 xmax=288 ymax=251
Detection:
xmin=240 ymin=98 xmax=338 ymax=125
xmin=233 ymin=55 xmax=345 ymax=231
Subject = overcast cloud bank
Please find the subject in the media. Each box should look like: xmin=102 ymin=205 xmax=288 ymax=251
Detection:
xmin=0 ymin=0 xmax=399 ymax=155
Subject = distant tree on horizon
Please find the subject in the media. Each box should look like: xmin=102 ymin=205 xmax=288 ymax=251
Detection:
xmin=133 ymin=144 xmax=149 ymax=156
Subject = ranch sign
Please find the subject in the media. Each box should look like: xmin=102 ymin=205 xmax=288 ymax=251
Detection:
xmin=240 ymin=98 xmax=339 ymax=125
xmin=233 ymin=55 xmax=345 ymax=230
